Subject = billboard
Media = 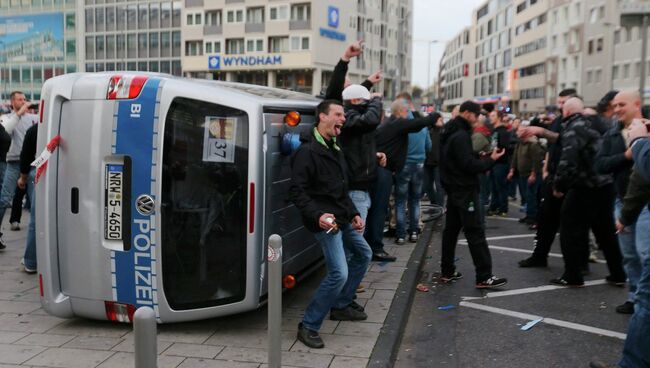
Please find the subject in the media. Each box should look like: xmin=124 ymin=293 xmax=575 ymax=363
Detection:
xmin=0 ymin=13 xmax=65 ymax=63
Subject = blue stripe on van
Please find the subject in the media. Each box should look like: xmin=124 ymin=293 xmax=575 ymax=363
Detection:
xmin=113 ymin=78 xmax=161 ymax=311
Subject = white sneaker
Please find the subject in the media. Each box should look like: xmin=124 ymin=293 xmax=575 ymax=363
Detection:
xmin=20 ymin=258 xmax=36 ymax=274
xmin=10 ymin=222 xmax=20 ymax=231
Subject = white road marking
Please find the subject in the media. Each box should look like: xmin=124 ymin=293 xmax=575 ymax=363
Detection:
xmin=460 ymin=301 xmax=627 ymax=340
xmin=485 ymin=245 xmax=607 ymax=264
xmin=486 ymin=216 xmax=521 ymax=221
xmin=461 ymin=279 xmax=608 ymax=301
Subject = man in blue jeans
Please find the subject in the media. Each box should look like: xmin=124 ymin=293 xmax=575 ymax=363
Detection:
xmin=596 ymin=90 xmax=649 ymax=314
xmin=18 ymin=124 xmax=37 ymax=273
xmin=395 ymin=112 xmax=431 ymax=244
xmin=290 ymin=100 xmax=372 ymax=349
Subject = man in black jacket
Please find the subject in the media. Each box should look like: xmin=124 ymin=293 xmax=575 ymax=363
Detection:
xmin=551 ymin=97 xmax=625 ymax=287
xmin=339 ymin=84 xmax=384 ymax=222
xmin=596 ymin=89 xmax=647 ymax=313
xmin=290 ymin=100 xmax=372 ymax=349
xmin=364 ymin=99 xmax=440 ymax=262
xmin=439 ymin=101 xmax=508 ymax=288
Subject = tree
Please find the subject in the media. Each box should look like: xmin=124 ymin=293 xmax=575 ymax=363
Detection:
xmin=411 ymin=86 xmax=423 ymax=99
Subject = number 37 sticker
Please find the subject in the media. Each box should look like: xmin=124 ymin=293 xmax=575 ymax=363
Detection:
xmin=203 ymin=116 xmax=237 ymax=163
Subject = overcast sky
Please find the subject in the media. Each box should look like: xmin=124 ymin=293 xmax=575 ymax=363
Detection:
xmin=411 ymin=0 xmax=486 ymax=88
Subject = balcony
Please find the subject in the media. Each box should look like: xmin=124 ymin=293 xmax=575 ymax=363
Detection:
xmin=185 ymin=0 xmax=203 ymax=7
xmin=225 ymin=0 xmax=243 ymax=3
xmin=358 ymin=2 xmax=366 ymax=13
xmin=245 ymin=23 xmax=265 ymax=33
xmin=290 ymin=19 xmax=311 ymax=30
xmin=203 ymin=24 xmax=223 ymax=35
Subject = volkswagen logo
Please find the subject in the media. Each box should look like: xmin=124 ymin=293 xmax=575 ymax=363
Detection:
xmin=135 ymin=194 xmax=155 ymax=216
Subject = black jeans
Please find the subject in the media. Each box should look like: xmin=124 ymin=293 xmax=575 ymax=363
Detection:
xmin=441 ymin=189 xmax=493 ymax=282
xmin=531 ymin=177 xmax=564 ymax=259
xmin=559 ymin=184 xmax=626 ymax=283
xmin=9 ymin=185 xmax=26 ymax=224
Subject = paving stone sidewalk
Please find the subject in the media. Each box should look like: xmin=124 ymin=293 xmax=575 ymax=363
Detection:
xmin=0 ymin=214 xmax=419 ymax=368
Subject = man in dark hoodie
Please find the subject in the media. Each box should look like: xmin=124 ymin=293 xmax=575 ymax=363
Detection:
xmin=439 ymin=100 xmax=508 ymax=289
xmin=290 ymin=100 xmax=372 ymax=349
xmin=339 ymin=84 xmax=384 ymax=222
xmin=364 ymin=99 xmax=441 ymax=262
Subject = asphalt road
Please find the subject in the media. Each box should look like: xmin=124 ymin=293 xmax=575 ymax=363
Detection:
xmin=394 ymin=202 xmax=629 ymax=368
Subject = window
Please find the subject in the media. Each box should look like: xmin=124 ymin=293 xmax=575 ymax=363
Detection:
xmin=268 ymin=36 xmax=289 ymax=53
xmin=246 ymin=38 xmax=263 ymax=52
xmin=291 ymin=3 xmax=310 ymax=21
xmin=595 ymin=69 xmax=602 ymax=83
xmin=185 ymin=40 xmax=202 ymax=56
xmin=624 ymin=63 xmax=630 ymax=78
xmin=290 ymin=36 xmax=309 ymax=50
xmin=205 ymin=42 xmax=212 ymax=54
xmin=613 ymin=65 xmax=619 ymax=80
xmin=214 ymin=41 xmax=221 ymax=53
xmin=150 ymin=3 xmax=160 ymax=28
xmin=226 ymin=38 xmax=244 ymax=54
xmin=597 ymin=38 xmax=603 ymax=53
xmin=635 ymin=62 xmax=641 ymax=77
xmin=206 ymin=11 xmax=221 ymax=26
xmin=614 ymin=29 xmax=621 ymax=44
xmin=269 ymin=5 xmax=288 ymax=20
xmin=227 ymin=9 xmax=244 ymax=23
xmin=246 ymin=7 xmax=264 ymax=23
xmin=626 ymin=27 xmax=633 ymax=42
xmin=587 ymin=70 xmax=593 ymax=84
xmin=195 ymin=13 xmax=202 ymax=25
xmin=187 ymin=13 xmax=193 ymax=25
xmin=588 ymin=39 xmax=593 ymax=54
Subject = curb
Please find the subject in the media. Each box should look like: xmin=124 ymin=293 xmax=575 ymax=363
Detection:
xmin=366 ymin=220 xmax=437 ymax=368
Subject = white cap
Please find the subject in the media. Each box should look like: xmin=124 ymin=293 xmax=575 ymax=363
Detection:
xmin=342 ymin=84 xmax=370 ymax=101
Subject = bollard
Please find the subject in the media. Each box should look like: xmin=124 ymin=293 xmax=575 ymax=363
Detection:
xmin=134 ymin=306 xmax=157 ymax=368
xmin=267 ymin=234 xmax=283 ymax=368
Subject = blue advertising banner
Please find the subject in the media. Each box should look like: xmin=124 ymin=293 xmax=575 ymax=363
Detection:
xmin=0 ymin=13 xmax=65 ymax=62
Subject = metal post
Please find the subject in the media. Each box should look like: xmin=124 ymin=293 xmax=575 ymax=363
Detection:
xmin=426 ymin=42 xmax=432 ymax=104
xmin=134 ymin=307 xmax=157 ymax=368
xmin=267 ymin=234 xmax=283 ymax=368
xmin=640 ymin=14 xmax=649 ymax=101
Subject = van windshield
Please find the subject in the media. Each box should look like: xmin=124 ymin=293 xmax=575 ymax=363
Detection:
xmin=161 ymin=97 xmax=248 ymax=310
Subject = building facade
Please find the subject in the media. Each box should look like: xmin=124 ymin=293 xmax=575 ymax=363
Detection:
xmin=440 ymin=26 xmax=474 ymax=111
xmin=180 ymin=0 xmax=413 ymax=96
xmin=0 ymin=0 xmax=79 ymax=101
xmin=471 ymin=0 xmax=514 ymax=110
xmin=511 ymin=0 xmax=550 ymax=115
xmin=546 ymin=0 xmax=584 ymax=106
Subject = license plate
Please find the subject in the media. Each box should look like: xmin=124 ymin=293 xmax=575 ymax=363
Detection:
xmin=105 ymin=164 xmax=123 ymax=240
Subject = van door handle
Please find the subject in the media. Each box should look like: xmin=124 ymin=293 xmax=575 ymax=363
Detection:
xmin=71 ymin=187 xmax=79 ymax=214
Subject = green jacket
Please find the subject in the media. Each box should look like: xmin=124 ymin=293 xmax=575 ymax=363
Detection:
xmin=511 ymin=139 xmax=545 ymax=176
xmin=471 ymin=132 xmax=491 ymax=155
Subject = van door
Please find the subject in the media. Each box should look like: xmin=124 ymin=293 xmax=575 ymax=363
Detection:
xmin=160 ymin=97 xmax=249 ymax=310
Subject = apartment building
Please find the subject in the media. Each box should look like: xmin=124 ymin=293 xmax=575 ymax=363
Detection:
xmin=82 ymin=0 xmax=184 ymax=77
xmin=471 ymin=0 xmax=514 ymax=110
xmin=440 ymin=26 xmax=475 ymax=110
xmin=0 ymin=0 xmax=79 ymax=101
xmin=546 ymin=0 xmax=584 ymax=106
xmin=511 ymin=0 xmax=550 ymax=114
xmin=181 ymin=0 xmax=413 ymax=96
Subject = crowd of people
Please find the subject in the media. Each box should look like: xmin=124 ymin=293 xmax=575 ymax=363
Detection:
xmin=290 ymin=40 xmax=650 ymax=366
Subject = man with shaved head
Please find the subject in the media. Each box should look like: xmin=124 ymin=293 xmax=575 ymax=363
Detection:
xmin=551 ymin=97 xmax=626 ymax=287
xmin=596 ymin=89 xmax=649 ymax=314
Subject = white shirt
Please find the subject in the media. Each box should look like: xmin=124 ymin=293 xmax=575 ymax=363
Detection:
xmin=0 ymin=112 xmax=39 ymax=162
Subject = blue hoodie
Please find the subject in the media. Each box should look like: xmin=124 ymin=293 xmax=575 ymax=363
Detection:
xmin=406 ymin=111 xmax=432 ymax=164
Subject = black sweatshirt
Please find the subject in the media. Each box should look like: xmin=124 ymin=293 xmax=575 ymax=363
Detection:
xmin=20 ymin=124 xmax=37 ymax=174
xmin=376 ymin=113 xmax=440 ymax=173
xmin=0 ymin=124 xmax=11 ymax=163
xmin=440 ymin=116 xmax=495 ymax=192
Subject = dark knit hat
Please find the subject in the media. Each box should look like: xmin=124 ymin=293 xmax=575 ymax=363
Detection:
xmin=459 ymin=100 xmax=481 ymax=115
